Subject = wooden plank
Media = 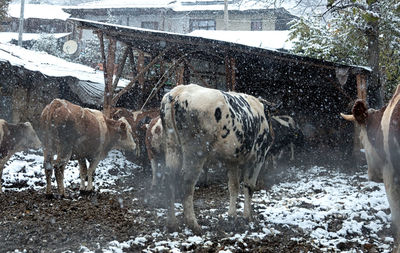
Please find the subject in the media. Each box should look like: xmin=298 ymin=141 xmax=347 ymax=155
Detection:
xmin=356 ymin=74 xmax=367 ymax=100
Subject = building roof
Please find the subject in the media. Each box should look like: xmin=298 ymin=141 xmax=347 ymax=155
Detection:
xmin=8 ymin=4 xmax=71 ymax=20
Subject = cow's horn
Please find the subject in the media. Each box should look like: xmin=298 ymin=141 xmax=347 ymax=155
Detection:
xmin=258 ymin=97 xmax=281 ymax=111
xmin=340 ymin=113 xmax=355 ymax=121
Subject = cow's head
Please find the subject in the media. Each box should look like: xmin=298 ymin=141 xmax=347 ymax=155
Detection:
xmin=109 ymin=117 xmax=138 ymax=154
xmin=341 ymin=99 xmax=386 ymax=182
xmin=270 ymin=115 xmax=304 ymax=155
xmin=19 ymin=122 xmax=42 ymax=150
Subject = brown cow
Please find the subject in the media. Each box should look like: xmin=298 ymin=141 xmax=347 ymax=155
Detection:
xmin=341 ymin=84 xmax=400 ymax=252
xmin=40 ymin=99 xmax=137 ymax=196
xmin=145 ymin=116 xmax=164 ymax=188
xmin=0 ymin=119 xmax=41 ymax=192
xmin=111 ymin=107 xmax=159 ymax=166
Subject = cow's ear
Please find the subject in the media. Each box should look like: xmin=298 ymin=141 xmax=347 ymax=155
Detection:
xmin=340 ymin=113 xmax=355 ymax=122
xmin=352 ymin=99 xmax=368 ymax=124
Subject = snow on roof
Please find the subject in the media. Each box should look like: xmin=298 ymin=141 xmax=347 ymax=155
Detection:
xmin=8 ymin=4 xmax=71 ymax=20
xmin=68 ymin=0 xmax=273 ymax=11
xmin=72 ymin=0 xmax=173 ymax=9
xmin=189 ymin=30 xmax=294 ymax=51
xmin=0 ymin=43 xmax=129 ymax=104
xmin=0 ymin=32 xmax=70 ymax=43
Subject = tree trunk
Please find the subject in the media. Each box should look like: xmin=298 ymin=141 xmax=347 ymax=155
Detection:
xmin=366 ymin=4 xmax=383 ymax=109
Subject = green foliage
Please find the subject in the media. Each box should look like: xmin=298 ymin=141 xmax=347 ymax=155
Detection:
xmin=0 ymin=0 xmax=11 ymax=26
xmin=30 ymin=34 xmax=66 ymax=58
xmin=289 ymin=0 xmax=400 ymax=99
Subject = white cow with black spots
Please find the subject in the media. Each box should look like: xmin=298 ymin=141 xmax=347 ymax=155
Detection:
xmin=160 ymin=84 xmax=303 ymax=233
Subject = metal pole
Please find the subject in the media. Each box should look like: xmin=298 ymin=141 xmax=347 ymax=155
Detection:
xmin=224 ymin=0 xmax=228 ymax=30
xmin=18 ymin=0 xmax=25 ymax=47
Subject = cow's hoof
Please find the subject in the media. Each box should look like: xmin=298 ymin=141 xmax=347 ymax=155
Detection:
xmin=190 ymin=225 xmax=203 ymax=235
xmin=80 ymin=190 xmax=93 ymax=196
xmin=45 ymin=193 xmax=55 ymax=199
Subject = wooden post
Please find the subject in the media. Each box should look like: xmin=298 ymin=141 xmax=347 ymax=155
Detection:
xmin=225 ymin=54 xmax=232 ymax=91
xmin=137 ymin=50 xmax=145 ymax=88
xmin=103 ymin=38 xmax=116 ymax=118
xmin=354 ymin=73 xmax=368 ymax=166
xmin=356 ymin=74 xmax=367 ymax=100
xmin=230 ymin=57 xmax=236 ymax=91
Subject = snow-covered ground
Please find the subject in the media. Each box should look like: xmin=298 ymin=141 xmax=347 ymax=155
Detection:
xmin=3 ymin=150 xmax=393 ymax=252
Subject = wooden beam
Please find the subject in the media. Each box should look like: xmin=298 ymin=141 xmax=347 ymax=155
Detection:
xmin=112 ymin=45 xmax=130 ymax=91
xmin=112 ymin=48 xmax=169 ymax=106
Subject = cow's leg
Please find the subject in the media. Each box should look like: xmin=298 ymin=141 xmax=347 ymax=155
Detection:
xmin=150 ymin=159 xmax=158 ymax=189
xmin=78 ymin=158 xmax=88 ymax=191
xmin=227 ymin=166 xmax=240 ymax=218
xmin=53 ymin=149 xmax=72 ymax=197
xmin=243 ymin=163 xmax=263 ymax=219
xmin=55 ymin=164 xmax=66 ymax=197
xmin=182 ymin=157 xmax=205 ymax=234
xmin=86 ymin=159 xmax=101 ymax=192
xmin=43 ymin=148 xmax=54 ymax=195
xmin=0 ymin=157 xmax=7 ymax=193
xmin=164 ymin=145 xmax=182 ymax=232
xmin=383 ymin=168 xmax=400 ymax=252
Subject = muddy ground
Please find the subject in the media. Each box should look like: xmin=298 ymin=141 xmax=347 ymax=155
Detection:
xmin=0 ymin=155 xmax=392 ymax=253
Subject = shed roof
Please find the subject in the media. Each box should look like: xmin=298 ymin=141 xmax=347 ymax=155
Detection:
xmin=0 ymin=42 xmax=129 ymax=105
xmin=69 ymin=18 xmax=370 ymax=74
xmin=8 ymin=4 xmax=71 ymax=20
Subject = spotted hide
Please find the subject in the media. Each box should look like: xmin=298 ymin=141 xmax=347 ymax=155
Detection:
xmin=40 ymin=99 xmax=137 ymax=196
xmin=160 ymin=84 xmax=277 ymax=233
xmin=341 ymin=84 xmax=400 ymax=252
xmin=0 ymin=119 xmax=41 ymax=192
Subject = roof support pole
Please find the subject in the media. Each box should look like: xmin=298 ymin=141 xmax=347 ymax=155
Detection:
xmin=352 ymin=73 xmax=368 ymax=167
xmin=224 ymin=53 xmax=236 ymax=91
xmin=97 ymin=31 xmax=116 ymax=117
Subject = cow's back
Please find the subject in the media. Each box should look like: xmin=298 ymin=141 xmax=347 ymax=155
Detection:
xmin=40 ymin=99 xmax=105 ymax=158
xmin=161 ymin=84 xmax=270 ymax=162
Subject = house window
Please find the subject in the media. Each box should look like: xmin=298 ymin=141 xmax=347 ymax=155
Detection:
xmin=251 ymin=20 xmax=263 ymax=31
xmin=189 ymin=19 xmax=216 ymax=32
xmin=141 ymin=21 xmax=159 ymax=30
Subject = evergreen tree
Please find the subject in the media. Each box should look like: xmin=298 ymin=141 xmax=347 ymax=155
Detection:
xmin=0 ymin=0 xmax=11 ymax=29
xmin=30 ymin=34 xmax=66 ymax=58
xmin=289 ymin=0 xmax=400 ymax=105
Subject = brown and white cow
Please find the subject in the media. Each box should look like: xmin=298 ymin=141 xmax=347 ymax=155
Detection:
xmin=145 ymin=115 xmax=164 ymax=188
xmin=40 ymin=99 xmax=137 ymax=196
xmin=160 ymin=84 xmax=303 ymax=233
xmin=341 ymin=84 xmax=400 ymax=252
xmin=111 ymin=107 xmax=159 ymax=166
xmin=0 ymin=119 xmax=41 ymax=192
